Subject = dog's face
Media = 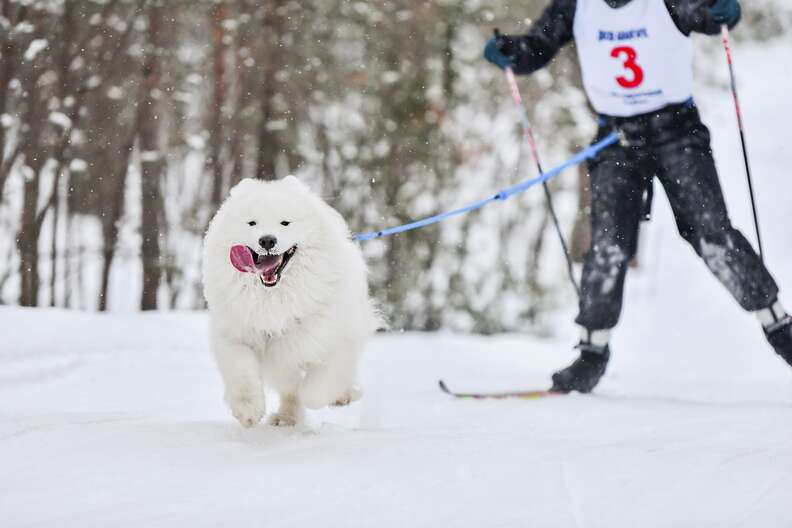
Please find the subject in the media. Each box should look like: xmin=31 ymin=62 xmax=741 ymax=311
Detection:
xmin=212 ymin=176 xmax=321 ymax=288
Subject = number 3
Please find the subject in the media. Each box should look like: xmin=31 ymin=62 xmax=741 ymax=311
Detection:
xmin=611 ymin=46 xmax=644 ymax=89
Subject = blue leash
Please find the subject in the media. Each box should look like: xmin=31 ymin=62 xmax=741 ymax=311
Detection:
xmin=354 ymin=131 xmax=619 ymax=242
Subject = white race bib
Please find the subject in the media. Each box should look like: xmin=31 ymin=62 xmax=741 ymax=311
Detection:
xmin=573 ymin=0 xmax=693 ymax=117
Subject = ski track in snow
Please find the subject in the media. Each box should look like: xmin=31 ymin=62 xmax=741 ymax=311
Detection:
xmin=2 ymin=38 xmax=792 ymax=528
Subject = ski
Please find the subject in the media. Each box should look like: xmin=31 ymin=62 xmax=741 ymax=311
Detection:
xmin=437 ymin=379 xmax=565 ymax=400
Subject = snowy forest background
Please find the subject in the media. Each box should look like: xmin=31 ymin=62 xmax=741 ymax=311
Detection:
xmin=1 ymin=0 xmax=790 ymax=333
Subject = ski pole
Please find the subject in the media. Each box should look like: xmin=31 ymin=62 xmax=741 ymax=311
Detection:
xmin=494 ymin=29 xmax=581 ymax=299
xmin=720 ymin=23 xmax=764 ymax=261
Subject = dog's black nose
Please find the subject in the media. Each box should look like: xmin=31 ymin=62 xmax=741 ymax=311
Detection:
xmin=259 ymin=235 xmax=277 ymax=251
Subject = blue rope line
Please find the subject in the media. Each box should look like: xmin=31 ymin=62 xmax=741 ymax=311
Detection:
xmin=354 ymin=131 xmax=619 ymax=242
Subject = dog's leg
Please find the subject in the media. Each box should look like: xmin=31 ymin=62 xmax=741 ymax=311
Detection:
xmin=259 ymin=357 xmax=304 ymax=427
xmin=268 ymin=393 xmax=303 ymax=427
xmin=331 ymin=386 xmax=362 ymax=407
xmin=214 ymin=336 xmax=265 ymax=428
xmin=300 ymin=358 xmax=360 ymax=410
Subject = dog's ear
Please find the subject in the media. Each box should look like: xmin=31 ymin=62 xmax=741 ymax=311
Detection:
xmin=229 ymin=178 xmax=258 ymax=197
xmin=282 ymin=175 xmax=311 ymax=193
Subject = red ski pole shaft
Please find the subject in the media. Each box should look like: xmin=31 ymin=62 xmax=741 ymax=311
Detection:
xmin=493 ymin=29 xmax=581 ymax=298
xmin=720 ymin=24 xmax=764 ymax=261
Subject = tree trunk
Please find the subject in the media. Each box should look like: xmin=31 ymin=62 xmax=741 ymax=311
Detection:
xmin=138 ymin=2 xmax=164 ymax=311
xmin=16 ymin=68 xmax=47 ymax=307
xmin=98 ymin=132 xmax=136 ymax=311
xmin=208 ymin=1 xmax=226 ymax=205
xmin=228 ymin=16 xmax=253 ymax=187
xmin=48 ymin=0 xmax=76 ymax=307
xmin=0 ymin=1 xmax=18 ymax=202
xmin=48 ymin=179 xmax=60 ymax=307
xmin=63 ymin=213 xmax=73 ymax=308
xmin=18 ymin=174 xmax=41 ymax=307
xmin=254 ymin=1 xmax=285 ymax=181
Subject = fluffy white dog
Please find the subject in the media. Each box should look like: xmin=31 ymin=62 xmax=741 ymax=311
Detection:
xmin=203 ymin=176 xmax=379 ymax=427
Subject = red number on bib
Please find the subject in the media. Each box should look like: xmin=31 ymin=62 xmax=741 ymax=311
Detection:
xmin=611 ymin=46 xmax=644 ymax=89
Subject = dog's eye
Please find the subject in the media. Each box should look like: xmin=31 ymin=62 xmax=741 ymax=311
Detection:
xmin=248 ymin=221 xmax=256 ymax=226
xmin=280 ymin=221 xmax=290 ymax=226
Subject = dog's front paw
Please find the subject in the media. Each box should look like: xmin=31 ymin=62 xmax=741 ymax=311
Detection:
xmin=229 ymin=397 xmax=265 ymax=428
xmin=332 ymin=386 xmax=362 ymax=407
xmin=268 ymin=412 xmax=298 ymax=427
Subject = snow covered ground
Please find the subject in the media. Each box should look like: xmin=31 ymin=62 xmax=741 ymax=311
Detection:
xmin=2 ymin=36 xmax=791 ymax=528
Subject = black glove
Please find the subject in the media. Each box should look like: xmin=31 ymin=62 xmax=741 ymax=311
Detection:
xmin=708 ymin=0 xmax=741 ymax=25
xmin=483 ymin=33 xmax=523 ymax=70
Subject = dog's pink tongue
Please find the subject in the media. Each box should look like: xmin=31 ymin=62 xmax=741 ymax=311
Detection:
xmin=230 ymin=245 xmax=256 ymax=273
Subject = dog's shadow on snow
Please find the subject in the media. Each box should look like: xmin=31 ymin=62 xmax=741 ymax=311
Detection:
xmin=153 ymin=398 xmax=390 ymax=452
xmin=171 ymin=418 xmax=365 ymax=451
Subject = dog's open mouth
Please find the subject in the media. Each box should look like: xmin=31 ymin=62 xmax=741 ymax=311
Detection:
xmin=229 ymin=244 xmax=297 ymax=287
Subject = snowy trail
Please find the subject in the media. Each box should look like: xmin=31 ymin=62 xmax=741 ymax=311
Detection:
xmin=1 ymin=309 xmax=790 ymax=527
xmin=2 ymin=37 xmax=792 ymax=528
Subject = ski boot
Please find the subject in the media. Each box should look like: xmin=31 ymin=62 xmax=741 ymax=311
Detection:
xmin=551 ymin=342 xmax=610 ymax=394
xmin=764 ymin=315 xmax=792 ymax=368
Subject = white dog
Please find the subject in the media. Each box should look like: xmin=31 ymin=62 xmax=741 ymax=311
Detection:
xmin=203 ymin=176 xmax=379 ymax=427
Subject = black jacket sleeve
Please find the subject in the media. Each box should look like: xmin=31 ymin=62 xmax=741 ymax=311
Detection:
xmin=510 ymin=0 xmax=577 ymax=75
xmin=665 ymin=0 xmax=741 ymax=36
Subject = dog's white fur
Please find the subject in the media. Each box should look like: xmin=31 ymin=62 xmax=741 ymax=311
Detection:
xmin=203 ymin=176 xmax=379 ymax=427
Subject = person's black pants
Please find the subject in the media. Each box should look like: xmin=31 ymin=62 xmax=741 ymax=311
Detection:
xmin=575 ymin=101 xmax=779 ymax=331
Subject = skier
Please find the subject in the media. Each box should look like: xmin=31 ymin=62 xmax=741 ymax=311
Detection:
xmin=484 ymin=0 xmax=792 ymax=393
